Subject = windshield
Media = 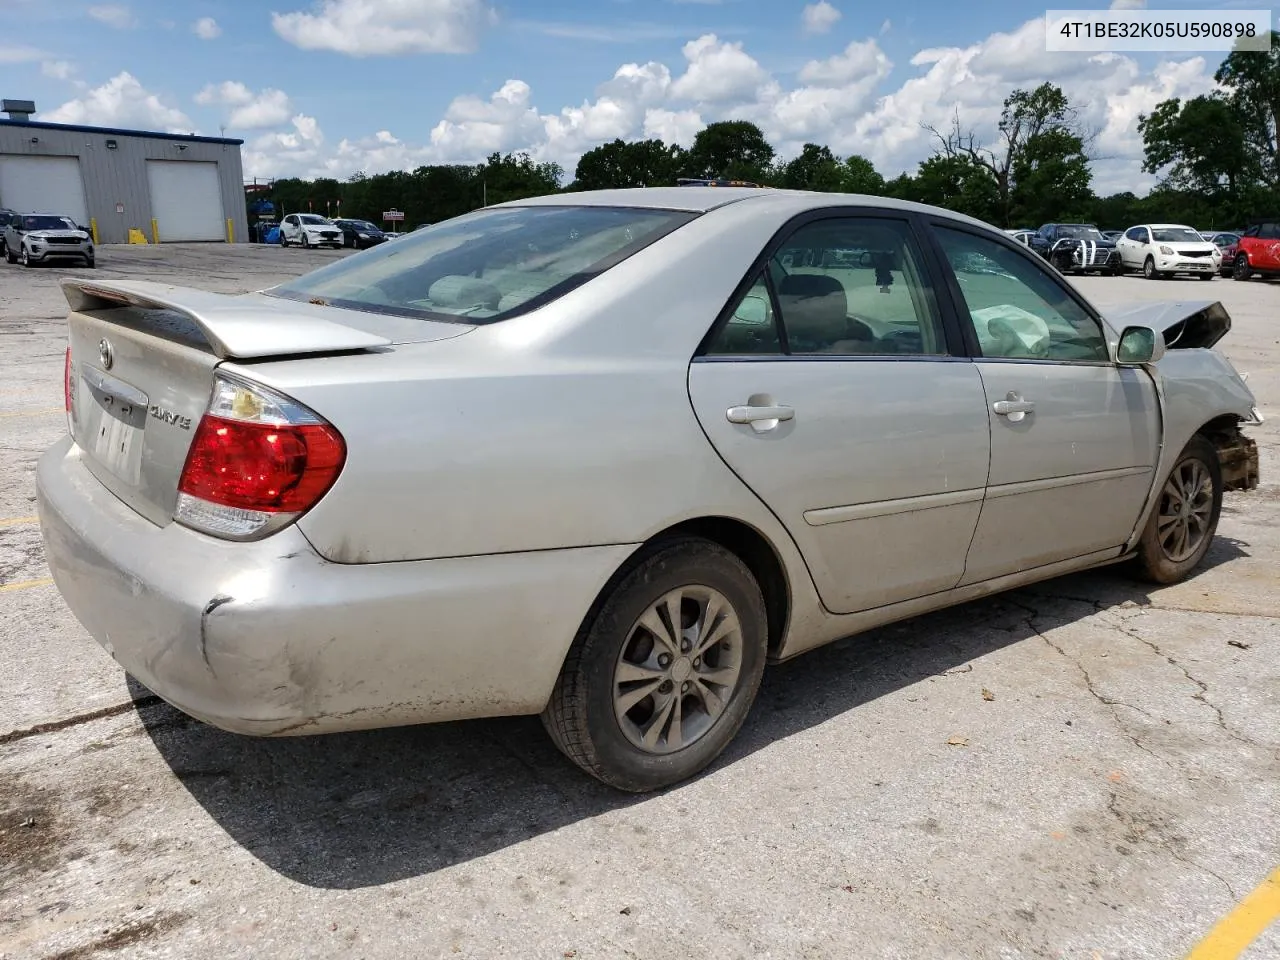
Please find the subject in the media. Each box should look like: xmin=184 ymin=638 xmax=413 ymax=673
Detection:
xmin=1151 ymin=227 xmax=1206 ymax=243
xmin=266 ymin=205 xmax=696 ymax=324
xmin=1056 ymin=225 xmax=1104 ymax=240
xmin=298 ymin=214 xmax=330 ymax=225
xmin=22 ymin=215 xmax=77 ymax=231
xmin=349 ymin=221 xmax=377 ymax=231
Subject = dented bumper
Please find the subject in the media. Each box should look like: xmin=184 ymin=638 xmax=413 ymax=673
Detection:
xmin=36 ymin=436 xmax=634 ymax=736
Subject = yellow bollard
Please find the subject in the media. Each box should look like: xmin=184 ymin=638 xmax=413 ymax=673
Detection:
xmin=226 ymin=218 xmax=234 ymax=243
xmin=150 ymin=218 xmax=159 ymax=244
xmin=89 ymin=218 xmax=99 ymax=245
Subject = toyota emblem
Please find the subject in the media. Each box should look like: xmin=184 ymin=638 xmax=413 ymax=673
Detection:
xmin=98 ymin=338 xmax=113 ymax=370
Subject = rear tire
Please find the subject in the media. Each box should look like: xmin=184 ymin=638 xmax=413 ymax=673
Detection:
xmin=542 ymin=536 xmax=768 ymax=792
xmin=1133 ymin=436 xmax=1222 ymax=585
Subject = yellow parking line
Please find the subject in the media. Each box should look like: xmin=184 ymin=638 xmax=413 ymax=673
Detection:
xmin=0 ymin=516 xmax=38 ymax=528
xmin=1185 ymin=866 xmax=1280 ymax=959
xmin=0 ymin=577 xmax=54 ymax=593
xmin=0 ymin=407 xmax=63 ymax=418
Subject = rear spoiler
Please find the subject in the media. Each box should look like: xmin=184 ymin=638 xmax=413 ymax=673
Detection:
xmin=61 ymin=278 xmax=392 ymax=360
xmin=1098 ymin=299 xmax=1231 ymax=350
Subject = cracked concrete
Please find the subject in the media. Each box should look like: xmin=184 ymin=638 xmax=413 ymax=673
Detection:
xmin=2 ymin=252 xmax=1279 ymax=959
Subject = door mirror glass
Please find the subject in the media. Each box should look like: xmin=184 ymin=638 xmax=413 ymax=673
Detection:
xmin=1116 ymin=325 xmax=1166 ymax=365
xmin=732 ymin=294 xmax=770 ymax=326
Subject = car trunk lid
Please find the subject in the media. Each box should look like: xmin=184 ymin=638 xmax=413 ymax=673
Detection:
xmin=61 ymin=278 xmax=470 ymax=527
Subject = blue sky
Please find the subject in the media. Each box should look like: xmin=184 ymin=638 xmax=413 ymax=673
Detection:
xmin=0 ymin=0 xmax=1255 ymax=191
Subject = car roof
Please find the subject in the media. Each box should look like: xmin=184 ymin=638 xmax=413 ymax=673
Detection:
xmin=1143 ymin=223 xmax=1198 ymax=229
xmin=496 ymin=186 xmax=1003 ymax=232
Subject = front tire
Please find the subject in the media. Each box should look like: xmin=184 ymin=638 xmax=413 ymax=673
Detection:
xmin=1143 ymin=256 xmax=1164 ymax=280
xmin=20 ymin=246 xmax=33 ymax=268
xmin=1133 ymin=436 xmax=1222 ymax=585
xmin=542 ymin=536 xmax=768 ymax=792
xmin=1232 ymin=253 xmax=1251 ymax=281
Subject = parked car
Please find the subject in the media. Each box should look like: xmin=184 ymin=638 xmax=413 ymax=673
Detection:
xmin=278 ymin=213 xmax=344 ymax=249
xmin=1205 ymin=232 xmax=1242 ymax=276
xmin=332 ymin=218 xmax=388 ymax=249
xmin=1008 ymin=229 xmax=1038 ymax=248
xmin=1100 ymin=230 xmax=1124 ymax=242
xmin=36 ymin=188 xmax=1262 ymax=792
xmin=1227 ymin=220 xmax=1280 ymax=280
xmin=3 ymin=213 xmax=94 ymax=268
xmin=0 ymin=207 xmax=17 ymax=256
xmin=1114 ymin=223 xmax=1219 ymax=280
xmin=1034 ymin=223 xmax=1122 ymax=274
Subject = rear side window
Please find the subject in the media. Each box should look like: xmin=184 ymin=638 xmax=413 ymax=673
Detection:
xmin=267 ymin=205 xmax=696 ymax=324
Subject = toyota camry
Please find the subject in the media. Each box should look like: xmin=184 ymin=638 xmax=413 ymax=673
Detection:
xmin=37 ymin=187 xmax=1263 ymax=792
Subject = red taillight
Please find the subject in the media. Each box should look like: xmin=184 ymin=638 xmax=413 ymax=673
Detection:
xmin=178 ymin=415 xmax=345 ymax=513
xmin=64 ymin=347 xmax=72 ymax=412
xmin=175 ymin=374 xmax=345 ymax=539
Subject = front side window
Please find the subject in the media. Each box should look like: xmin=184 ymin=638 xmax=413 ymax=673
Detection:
xmin=1125 ymin=227 xmax=1145 ymax=241
xmin=1258 ymin=222 xmax=1280 ymax=240
xmin=268 ymin=205 xmax=695 ymax=324
xmin=934 ymin=226 xmax=1108 ymax=362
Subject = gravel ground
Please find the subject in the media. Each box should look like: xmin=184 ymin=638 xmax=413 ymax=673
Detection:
xmin=1 ymin=244 xmax=1277 ymax=960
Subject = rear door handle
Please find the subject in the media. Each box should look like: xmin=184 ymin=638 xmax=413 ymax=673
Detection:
xmin=727 ymin=403 xmax=794 ymax=433
xmin=992 ymin=393 xmax=1034 ymax=422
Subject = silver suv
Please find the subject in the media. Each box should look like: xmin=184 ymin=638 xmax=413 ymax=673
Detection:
xmin=4 ymin=213 xmax=95 ymax=268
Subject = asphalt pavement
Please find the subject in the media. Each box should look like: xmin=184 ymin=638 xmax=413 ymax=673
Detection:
xmin=1 ymin=244 xmax=1277 ymax=960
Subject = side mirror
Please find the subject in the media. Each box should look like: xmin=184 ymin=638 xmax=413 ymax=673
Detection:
xmin=731 ymin=294 xmax=770 ymax=326
xmin=1116 ymin=324 xmax=1166 ymax=365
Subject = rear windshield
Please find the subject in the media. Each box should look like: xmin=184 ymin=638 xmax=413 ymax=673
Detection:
xmin=22 ymin=215 xmax=77 ymax=231
xmin=265 ymin=205 xmax=696 ymax=324
xmin=1151 ymin=227 xmax=1205 ymax=243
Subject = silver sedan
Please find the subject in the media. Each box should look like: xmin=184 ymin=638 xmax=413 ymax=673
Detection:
xmin=36 ymin=188 xmax=1263 ymax=792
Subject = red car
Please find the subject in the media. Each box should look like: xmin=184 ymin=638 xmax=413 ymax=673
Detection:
xmin=1228 ymin=222 xmax=1280 ymax=280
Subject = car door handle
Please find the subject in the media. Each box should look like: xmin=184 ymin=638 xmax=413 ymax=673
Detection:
xmin=726 ymin=403 xmax=794 ymax=433
xmin=992 ymin=393 xmax=1034 ymax=421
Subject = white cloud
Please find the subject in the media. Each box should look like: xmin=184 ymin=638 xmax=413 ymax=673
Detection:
xmin=669 ymin=34 xmax=772 ymax=103
xmin=196 ymin=82 xmax=293 ymax=129
xmin=0 ymin=45 xmax=48 ymax=64
xmin=195 ymin=81 xmax=255 ymax=107
xmin=41 ymin=60 xmax=75 ymax=80
xmin=43 ymin=72 xmax=193 ymax=132
xmin=271 ymin=0 xmax=496 ymax=56
xmin=87 ymin=4 xmax=136 ymax=28
xmin=193 ymin=17 xmax=222 ymax=39
xmin=801 ymin=2 xmax=841 ymax=35
xmin=237 ymin=14 xmax=1217 ymax=197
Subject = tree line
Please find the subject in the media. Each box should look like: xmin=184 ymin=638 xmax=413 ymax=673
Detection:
xmin=254 ymin=34 xmax=1280 ymax=234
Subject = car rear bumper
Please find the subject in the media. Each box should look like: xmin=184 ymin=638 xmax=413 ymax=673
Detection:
xmin=36 ymin=435 xmax=635 ymax=736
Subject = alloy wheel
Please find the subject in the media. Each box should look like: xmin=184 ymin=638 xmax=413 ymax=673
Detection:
xmin=1156 ymin=459 xmax=1214 ymax=563
xmin=612 ymin=585 xmax=744 ymax=754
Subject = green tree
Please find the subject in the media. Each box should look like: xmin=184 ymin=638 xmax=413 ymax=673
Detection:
xmin=1214 ymin=31 xmax=1280 ymax=189
xmin=926 ymin=83 xmax=1091 ymax=227
xmin=779 ymin=143 xmax=843 ymax=191
xmin=1009 ymin=127 xmax=1093 ymax=225
xmin=479 ymin=152 xmax=564 ymax=205
xmin=683 ymin=120 xmax=775 ymax=182
xmin=912 ymin=154 xmax=1000 ymax=223
xmin=572 ymin=138 xmax=686 ymax=190
xmin=839 ymin=154 xmax=886 ymax=195
xmin=1138 ymin=95 xmax=1253 ymax=199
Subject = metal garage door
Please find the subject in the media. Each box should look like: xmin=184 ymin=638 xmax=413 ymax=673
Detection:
xmin=147 ymin=160 xmax=224 ymax=242
xmin=0 ymin=155 xmax=89 ymax=226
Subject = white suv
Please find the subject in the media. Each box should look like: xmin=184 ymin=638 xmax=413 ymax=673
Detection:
xmin=279 ymin=213 xmax=344 ymax=249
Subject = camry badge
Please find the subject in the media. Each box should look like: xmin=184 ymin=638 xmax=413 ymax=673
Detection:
xmin=98 ymin=338 xmax=113 ymax=370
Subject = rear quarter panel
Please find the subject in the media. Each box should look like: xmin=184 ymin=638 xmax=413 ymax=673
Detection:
xmin=227 ymin=197 xmax=829 ymax=638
